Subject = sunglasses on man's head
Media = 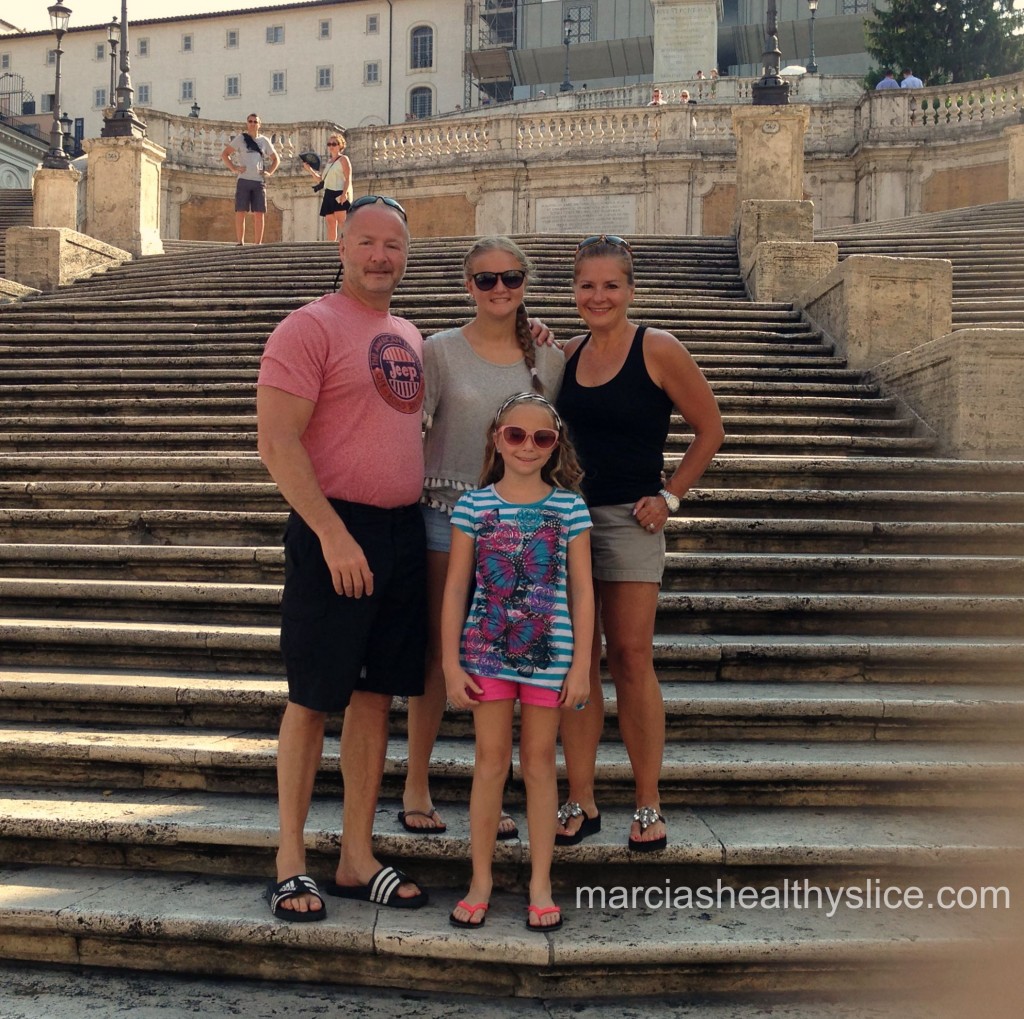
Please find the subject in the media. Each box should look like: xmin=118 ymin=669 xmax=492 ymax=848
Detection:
xmin=349 ymin=195 xmax=408 ymax=220
xmin=496 ymin=425 xmax=559 ymax=450
xmin=576 ymin=234 xmax=632 ymax=253
xmin=471 ymin=270 xmax=526 ymax=291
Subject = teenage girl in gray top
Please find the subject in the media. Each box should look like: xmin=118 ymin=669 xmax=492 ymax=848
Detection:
xmin=400 ymin=237 xmax=564 ymax=836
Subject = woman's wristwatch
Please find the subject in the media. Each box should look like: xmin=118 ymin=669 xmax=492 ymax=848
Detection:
xmin=659 ymin=488 xmax=680 ymax=512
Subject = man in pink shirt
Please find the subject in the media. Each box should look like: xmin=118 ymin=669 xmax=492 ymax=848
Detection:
xmin=257 ymin=195 xmax=429 ymax=920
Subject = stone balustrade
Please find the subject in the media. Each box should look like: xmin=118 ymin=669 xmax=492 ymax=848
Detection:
xmin=136 ymin=71 xmax=1023 ymax=178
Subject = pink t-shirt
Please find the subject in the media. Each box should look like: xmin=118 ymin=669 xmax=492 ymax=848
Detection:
xmin=258 ymin=291 xmax=424 ymax=507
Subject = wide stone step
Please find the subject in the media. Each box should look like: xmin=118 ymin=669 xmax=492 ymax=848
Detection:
xmin=0 ymin=864 xmax=1011 ymax=1000
xmin=2 ymin=577 xmax=1020 ymax=634
xmin=1 ymin=610 xmax=1019 ymax=681
xmin=0 ymin=788 xmax=1020 ymax=891
xmin=0 ymin=432 xmax=934 ymax=455
xmin=0 ymin=725 xmax=1021 ymax=806
xmin=668 ymin=518 xmax=1024 ymax=554
xmin=4 ymin=453 xmax=1019 ymax=493
xmin=4 ymin=507 xmax=1022 ymax=554
xmin=0 ymin=412 xmax=916 ymax=438
xmin=4 ymin=665 xmax=1022 ymax=740
xmin=675 ymin=489 xmax=1024 ymax=522
xmin=1 ymin=543 xmax=1019 ymax=597
xmin=660 ymin=553 xmax=1024 ymax=595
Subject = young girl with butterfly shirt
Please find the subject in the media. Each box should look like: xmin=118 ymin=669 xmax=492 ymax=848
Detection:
xmin=443 ymin=393 xmax=594 ymax=932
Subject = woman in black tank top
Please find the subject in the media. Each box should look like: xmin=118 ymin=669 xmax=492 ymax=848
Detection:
xmin=554 ymin=236 xmax=724 ymax=853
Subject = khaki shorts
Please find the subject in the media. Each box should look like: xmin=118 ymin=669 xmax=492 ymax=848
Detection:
xmin=588 ymin=502 xmax=666 ymax=584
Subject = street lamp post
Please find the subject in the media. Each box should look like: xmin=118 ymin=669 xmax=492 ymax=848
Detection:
xmin=751 ymin=0 xmax=790 ymax=105
xmin=806 ymin=0 xmax=819 ymax=75
xmin=107 ymin=16 xmax=121 ymax=105
xmin=101 ymin=0 xmax=146 ymax=137
xmin=189 ymin=100 xmax=201 ymax=118
xmin=559 ymin=16 xmax=574 ymax=93
xmin=59 ymin=110 xmax=72 ymax=156
xmin=42 ymin=2 xmax=72 ymax=169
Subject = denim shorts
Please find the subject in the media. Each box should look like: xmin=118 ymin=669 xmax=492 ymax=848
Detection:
xmin=421 ymin=503 xmax=453 ymax=554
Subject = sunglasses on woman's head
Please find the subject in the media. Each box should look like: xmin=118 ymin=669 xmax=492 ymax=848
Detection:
xmin=327 ymin=141 xmax=340 ymax=147
xmin=470 ymin=270 xmax=526 ymax=291
xmin=576 ymin=234 xmax=632 ymax=253
xmin=496 ymin=425 xmax=559 ymax=450
xmin=349 ymin=195 xmax=407 ymax=220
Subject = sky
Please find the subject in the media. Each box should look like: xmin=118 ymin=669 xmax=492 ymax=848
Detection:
xmin=10 ymin=2 xmax=278 ymax=33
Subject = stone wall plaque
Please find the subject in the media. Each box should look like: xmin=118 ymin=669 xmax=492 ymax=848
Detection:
xmin=652 ymin=0 xmax=719 ymax=83
xmin=534 ymin=195 xmax=635 ymax=235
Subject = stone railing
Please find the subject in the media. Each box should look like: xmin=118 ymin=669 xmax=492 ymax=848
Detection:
xmin=862 ymin=71 xmax=1023 ymax=142
xmin=139 ymin=110 xmax=344 ymax=173
xmin=131 ymin=70 xmax=1024 ymax=176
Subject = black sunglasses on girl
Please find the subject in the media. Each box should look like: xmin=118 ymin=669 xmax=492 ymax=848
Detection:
xmin=576 ymin=234 xmax=632 ymax=253
xmin=496 ymin=425 xmax=559 ymax=450
xmin=471 ymin=270 xmax=527 ymax=291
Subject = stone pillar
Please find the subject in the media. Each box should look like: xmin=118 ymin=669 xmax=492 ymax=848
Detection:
xmin=736 ymin=199 xmax=813 ymax=275
xmin=871 ymin=329 xmax=1024 ymax=459
xmin=796 ymin=255 xmax=952 ymax=370
xmin=83 ymin=135 xmax=166 ymax=257
xmin=6 ymin=226 xmax=131 ymax=291
xmin=1006 ymin=124 xmax=1024 ymax=201
xmin=651 ymin=0 xmax=722 ymax=83
xmin=731 ymin=106 xmax=810 ymax=212
xmin=32 ymin=168 xmax=82 ymax=231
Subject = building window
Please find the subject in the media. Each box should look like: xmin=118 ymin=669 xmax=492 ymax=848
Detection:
xmin=181 ymin=79 xmax=194 ymax=101
xmin=319 ymin=19 xmax=331 ymax=39
xmin=566 ymin=6 xmax=592 ymax=44
xmin=266 ymin=25 xmax=284 ymax=44
xmin=226 ymin=74 xmax=240 ymax=97
xmin=0 ymin=53 xmax=10 ymax=71
xmin=367 ymin=14 xmax=379 ymax=34
xmin=271 ymin=71 xmax=286 ymax=93
xmin=137 ymin=83 xmax=151 ymax=105
xmin=94 ymin=87 xmax=107 ymax=108
xmin=41 ymin=93 xmax=54 ymax=113
xmin=842 ymin=0 xmax=869 ymax=10
xmin=138 ymin=38 xmax=149 ymax=57
xmin=410 ymin=86 xmax=433 ymax=118
xmin=364 ymin=61 xmax=380 ymax=84
xmin=95 ymin=43 xmax=105 ymax=61
xmin=410 ymin=26 xmax=433 ymax=69
xmin=226 ymin=29 xmax=238 ymax=48
xmin=317 ymin=66 xmax=333 ymax=89
xmin=182 ymin=34 xmax=193 ymax=53
xmin=46 ymin=49 xmax=57 ymax=66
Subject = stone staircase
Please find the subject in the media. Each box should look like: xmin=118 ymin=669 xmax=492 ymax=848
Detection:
xmin=0 ymin=233 xmax=1022 ymax=1007
xmin=820 ymin=199 xmax=1024 ymax=330
xmin=0 ymin=189 xmax=33 ymax=281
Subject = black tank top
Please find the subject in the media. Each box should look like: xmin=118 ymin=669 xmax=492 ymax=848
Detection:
xmin=556 ymin=325 xmax=673 ymax=507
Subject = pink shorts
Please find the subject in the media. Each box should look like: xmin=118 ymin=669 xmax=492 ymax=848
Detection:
xmin=468 ymin=674 xmax=561 ymax=709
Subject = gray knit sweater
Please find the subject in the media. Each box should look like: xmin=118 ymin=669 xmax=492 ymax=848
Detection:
xmin=422 ymin=328 xmax=566 ymax=513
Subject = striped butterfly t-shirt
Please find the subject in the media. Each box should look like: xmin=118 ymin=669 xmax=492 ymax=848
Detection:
xmin=451 ymin=485 xmax=592 ymax=692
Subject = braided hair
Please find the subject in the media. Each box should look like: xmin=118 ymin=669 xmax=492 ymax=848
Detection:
xmin=464 ymin=237 xmax=544 ymax=395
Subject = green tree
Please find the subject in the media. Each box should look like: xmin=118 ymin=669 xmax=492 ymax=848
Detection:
xmin=865 ymin=0 xmax=1024 ymax=84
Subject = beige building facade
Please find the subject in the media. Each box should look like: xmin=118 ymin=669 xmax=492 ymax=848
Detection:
xmin=0 ymin=0 xmax=463 ymax=142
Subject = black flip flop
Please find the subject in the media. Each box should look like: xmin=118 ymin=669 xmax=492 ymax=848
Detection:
xmin=325 ymin=865 xmax=428 ymax=909
xmin=496 ymin=812 xmax=519 ymax=841
xmin=398 ymin=808 xmax=447 ymax=834
xmin=265 ymin=874 xmax=327 ymax=922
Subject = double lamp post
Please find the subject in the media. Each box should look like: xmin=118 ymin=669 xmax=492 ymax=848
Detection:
xmin=41 ymin=2 xmax=72 ymax=169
